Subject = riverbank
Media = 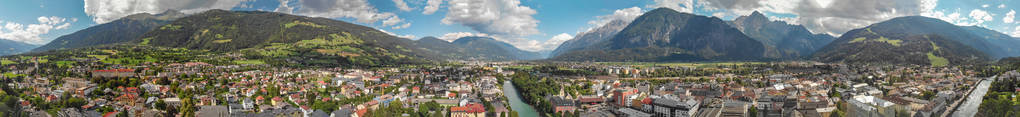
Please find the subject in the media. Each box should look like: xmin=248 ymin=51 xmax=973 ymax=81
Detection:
xmin=503 ymin=81 xmax=540 ymax=117
xmin=947 ymin=77 xmax=992 ymax=117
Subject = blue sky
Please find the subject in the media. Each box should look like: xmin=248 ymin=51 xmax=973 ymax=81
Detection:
xmin=1 ymin=0 xmax=1018 ymax=52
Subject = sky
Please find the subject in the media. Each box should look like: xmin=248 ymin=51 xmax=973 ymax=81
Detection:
xmin=0 ymin=0 xmax=1018 ymax=52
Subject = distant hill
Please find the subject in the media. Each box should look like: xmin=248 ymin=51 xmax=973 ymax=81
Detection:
xmin=33 ymin=10 xmax=184 ymax=52
xmin=550 ymin=20 xmax=629 ymax=57
xmin=0 ymin=39 xmax=38 ymax=56
xmin=413 ymin=37 xmax=464 ymax=59
xmin=139 ymin=9 xmax=438 ymax=67
xmin=552 ymin=8 xmax=765 ymax=61
xmin=728 ymin=11 xmax=834 ymax=58
xmin=415 ymin=36 xmax=541 ymax=61
xmin=451 ymin=37 xmax=542 ymax=60
xmin=959 ymin=26 xmax=1020 ymax=57
xmin=813 ymin=16 xmax=990 ymax=66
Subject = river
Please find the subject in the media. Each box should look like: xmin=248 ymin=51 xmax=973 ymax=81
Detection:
xmin=951 ymin=77 xmax=993 ymax=117
xmin=503 ymin=81 xmax=540 ymax=117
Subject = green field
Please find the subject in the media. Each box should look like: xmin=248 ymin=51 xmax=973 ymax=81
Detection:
xmin=2 ymin=72 xmax=26 ymax=78
xmin=213 ymin=39 xmax=232 ymax=43
xmin=850 ymin=36 xmax=901 ymax=46
xmin=874 ymin=37 xmax=902 ymax=46
xmin=0 ymin=59 xmax=15 ymax=65
xmin=87 ymin=55 xmax=109 ymax=60
xmin=139 ymin=37 xmax=153 ymax=45
xmin=54 ymin=61 xmax=75 ymax=68
xmin=284 ymin=20 xmax=325 ymax=29
xmin=850 ymin=28 xmax=902 ymax=46
xmin=233 ymin=60 xmax=266 ymax=65
xmin=927 ymin=52 xmax=949 ymax=67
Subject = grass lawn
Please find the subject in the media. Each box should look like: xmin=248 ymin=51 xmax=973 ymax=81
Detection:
xmin=0 ymin=59 xmax=15 ymax=66
xmin=54 ymin=61 xmax=75 ymax=68
xmin=87 ymin=55 xmax=109 ymax=60
xmin=927 ymin=52 xmax=949 ymax=67
xmin=233 ymin=60 xmax=266 ymax=65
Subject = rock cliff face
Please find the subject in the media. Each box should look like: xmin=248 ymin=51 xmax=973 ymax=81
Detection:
xmin=729 ymin=11 xmax=834 ymax=58
xmin=550 ymin=19 xmax=629 ymax=57
xmin=552 ymin=8 xmax=766 ymax=62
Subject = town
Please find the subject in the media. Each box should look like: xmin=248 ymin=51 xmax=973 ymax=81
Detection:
xmin=1 ymin=54 xmax=1008 ymax=117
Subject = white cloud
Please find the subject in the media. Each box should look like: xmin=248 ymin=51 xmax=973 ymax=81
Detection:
xmin=392 ymin=23 xmax=412 ymax=29
xmin=700 ymin=0 xmax=801 ymax=16
xmin=436 ymin=32 xmax=564 ymax=51
xmin=1006 ymin=10 xmax=1016 ymax=24
xmin=711 ymin=12 xmax=727 ymax=18
xmin=392 ymin=0 xmax=414 ymax=11
xmin=441 ymin=0 xmax=540 ymax=36
xmin=770 ymin=16 xmax=800 ymax=25
xmin=382 ymin=16 xmax=403 ymax=26
xmin=926 ymin=10 xmax=976 ymax=26
xmin=287 ymin=0 xmax=408 ymax=29
xmin=647 ymin=0 xmax=695 ymax=13
xmin=789 ymin=0 xmax=944 ymax=35
xmin=396 ymin=34 xmax=416 ymax=39
xmin=982 ymin=4 xmax=990 ymax=8
xmin=969 ymin=9 xmax=994 ymax=25
xmin=488 ymin=35 xmax=554 ymax=52
xmin=1013 ymin=26 xmax=1020 ymax=37
xmin=438 ymin=32 xmax=489 ymax=42
xmin=584 ymin=7 xmax=643 ymax=32
xmin=84 ymin=0 xmax=246 ymax=24
xmin=699 ymin=0 xmax=801 ymax=17
xmin=528 ymin=33 xmax=574 ymax=51
xmin=700 ymin=0 xmax=936 ymax=36
xmin=378 ymin=29 xmax=416 ymax=39
xmin=274 ymin=0 xmax=294 ymax=13
xmin=1000 ymin=4 xmax=1007 ymax=9
xmin=813 ymin=0 xmax=833 ymax=8
xmin=294 ymin=0 xmax=392 ymax=23
xmin=920 ymin=0 xmax=938 ymax=13
xmin=475 ymin=33 xmax=574 ymax=52
xmin=423 ymin=0 xmax=443 ymax=15
xmin=505 ymin=38 xmax=543 ymax=51
xmin=0 ymin=16 xmax=75 ymax=44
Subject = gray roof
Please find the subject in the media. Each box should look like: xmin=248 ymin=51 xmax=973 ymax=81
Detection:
xmin=197 ymin=106 xmax=229 ymax=117
xmin=548 ymin=96 xmax=576 ymax=106
xmin=618 ymin=108 xmax=652 ymax=117
xmin=310 ymin=110 xmax=329 ymax=117
xmin=332 ymin=108 xmax=353 ymax=117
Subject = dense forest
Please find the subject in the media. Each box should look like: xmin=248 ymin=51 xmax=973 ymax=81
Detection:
xmin=977 ymin=57 xmax=1020 ymax=116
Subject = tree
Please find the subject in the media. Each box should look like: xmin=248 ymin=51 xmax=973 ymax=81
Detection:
xmin=749 ymin=106 xmax=758 ymax=117
xmin=155 ymin=100 xmax=167 ymax=110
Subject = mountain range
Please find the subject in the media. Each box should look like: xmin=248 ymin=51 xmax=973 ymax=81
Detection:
xmin=0 ymin=39 xmax=38 ymax=56
xmin=550 ymin=19 xmax=630 ymax=57
xmin=32 ymin=10 xmax=185 ymax=52
xmin=13 ymin=8 xmax=1020 ymax=66
xmin=20 ymin=9 xmax=537 ymax=67
xmin=813 ymin=16 xmax=997 ymax=66
xmin=727 ymin=11 xmax=834 ymax=58
xmin=552 ymin=8 xmax=767 ymax=61
xmin=416 ymin=36 xmax=541 ymax=61
xmin=959 ymin=26 xmax=1020 ymax=57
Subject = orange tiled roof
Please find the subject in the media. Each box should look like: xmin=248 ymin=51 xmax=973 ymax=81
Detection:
xmin=451 ymin=103 xmax=486 ymax=113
